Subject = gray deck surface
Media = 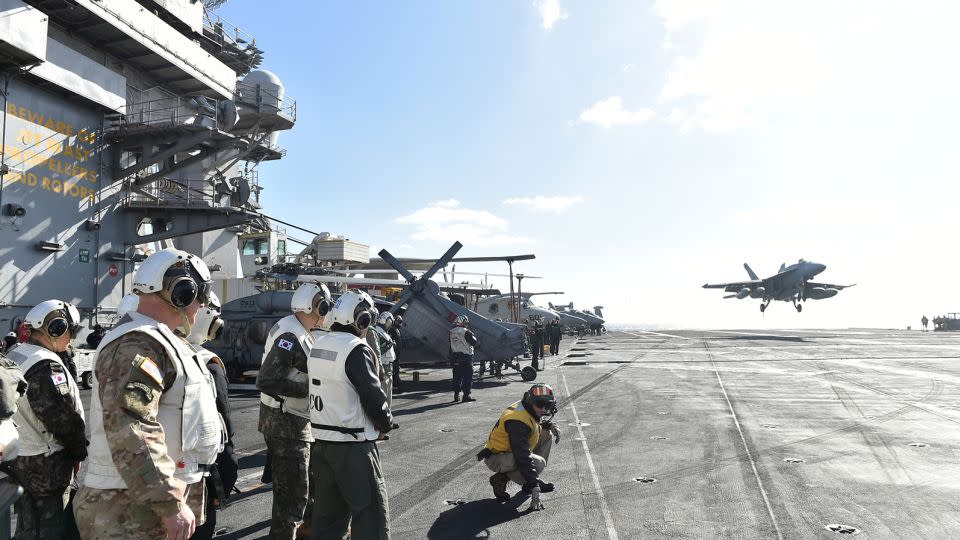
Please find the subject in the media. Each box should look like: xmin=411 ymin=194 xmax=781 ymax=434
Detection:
xmin=100 ymin=329 xmax=960 ymax=538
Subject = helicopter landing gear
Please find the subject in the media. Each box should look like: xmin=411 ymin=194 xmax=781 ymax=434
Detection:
xmin=521 ymin=366 xmax=538 ymax=381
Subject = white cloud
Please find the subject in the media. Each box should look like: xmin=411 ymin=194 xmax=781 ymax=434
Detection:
xmin=503 ymin=195 xmax=584 ymax=213
xmin=621 ymin=63 xmax=636 ymax=73
xmin=578 ymin=96 xmax=655 ymax=128
xmin=654 ymin=0 xmax=960 ymax=132
xmin=393 ymin=199 xmax=533 ymax=247
xmin=535 ymin=0 xmax=568 ymax=30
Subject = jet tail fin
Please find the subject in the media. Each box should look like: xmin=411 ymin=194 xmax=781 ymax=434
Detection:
xmin=743 ymin=263 xmax=759 ymax=281
xmin=778 ymin=263 xmax=786 ymax=273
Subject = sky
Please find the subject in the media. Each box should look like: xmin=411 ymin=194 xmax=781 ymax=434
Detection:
xmin=214 ymin=0 xmax=960 ymax=329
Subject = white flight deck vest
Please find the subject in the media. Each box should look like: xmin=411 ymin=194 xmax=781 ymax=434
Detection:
xmin=373 ymin=326 xmax=395 ymax=366
xmin=259 ymin=315 xmax=315 ymax=419
xmin=449 ymin=326 xmax=474 ymax=355
xmin=7 ymin=344 xmax=85 ymax=457
xmin=308 ymin=332 xmax=379 ymax=442
xmin=84 ymin=312 xmax=223 ymax=488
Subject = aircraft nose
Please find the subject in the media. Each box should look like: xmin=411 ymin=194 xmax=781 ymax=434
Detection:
xmin=813 ymin=263 xmax=826 ymax=274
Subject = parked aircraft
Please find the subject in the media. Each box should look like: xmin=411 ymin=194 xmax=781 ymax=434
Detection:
xmin=703 ymin=259 xmax=855 ymax=312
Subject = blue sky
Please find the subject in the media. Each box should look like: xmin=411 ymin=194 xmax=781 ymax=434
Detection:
xmin=216 ymin=0 xmax=960 ymax=329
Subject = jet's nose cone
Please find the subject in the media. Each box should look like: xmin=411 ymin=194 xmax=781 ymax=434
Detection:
xmin=813 ymin=263 xmax=826 ymax=274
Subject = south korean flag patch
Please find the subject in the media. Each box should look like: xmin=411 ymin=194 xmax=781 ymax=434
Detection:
xmin=278 ymin=338 xmax=295 ymax=352
xmin=51 ymin=369 xmax=70 ymax=395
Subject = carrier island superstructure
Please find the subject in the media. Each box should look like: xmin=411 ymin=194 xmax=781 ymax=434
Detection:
xmin=0 ymin=0 xmax=301 ymax=338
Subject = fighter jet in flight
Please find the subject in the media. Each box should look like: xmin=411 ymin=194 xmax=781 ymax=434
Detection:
xmin=703 ymin=259 xmax=854 ymax=313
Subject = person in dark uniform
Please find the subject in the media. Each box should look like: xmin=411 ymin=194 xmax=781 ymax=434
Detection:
xmin=308 ymin=290 xmax=393 ymax=539
xmin=6 ymin=300 xmax=88 ymax=539
xmin=85 ymin=325 xmax=106 ymax=349
xmin=528 ymin=317 xmax=544 ymax=370
xmin=187 ymin=293 xmax=237 ymax=540
xmin=390 ymin=315 xmax=403 ymax=393
xmin=547 ymin=319 xmax=562 ymax=356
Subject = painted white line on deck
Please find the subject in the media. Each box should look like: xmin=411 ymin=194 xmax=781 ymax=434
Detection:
xmin=710 ymin=355 xmax=783 ymax=540
xmin=706 ymin=330 xmax=799 ymax=339
xmin=623 ymin=330 xmax=690 ymax=340
xmin=559 ymin=367 xmax=619 ymax=540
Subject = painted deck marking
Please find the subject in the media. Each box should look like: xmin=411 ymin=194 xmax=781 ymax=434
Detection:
xmin=559 ymin=367 xmax=619 ymax=540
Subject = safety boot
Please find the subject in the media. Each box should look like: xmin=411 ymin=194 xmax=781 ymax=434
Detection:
xmin=453 ymin=392 xmax=460 ymax=402
xmin=489 ymin=473 xmax=510 ymax=502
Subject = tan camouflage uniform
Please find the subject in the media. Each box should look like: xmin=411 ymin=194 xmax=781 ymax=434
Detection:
xmin=73 ymin=332 xmax=207 ymax=539
xmin=257 ymin=331 xmax=312 ymax=540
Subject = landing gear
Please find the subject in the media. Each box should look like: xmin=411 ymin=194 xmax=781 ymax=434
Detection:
xmin=792 ymin=299 xmax=803 ymax=312
xmin=521 ymin=366 xmax=538 ymax=381
xmin=760 ymin=304 xmax=766 ymax=313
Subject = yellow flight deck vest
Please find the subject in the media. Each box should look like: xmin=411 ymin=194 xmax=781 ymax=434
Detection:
xmin=485 ymin=401 xmax=541 ymax=453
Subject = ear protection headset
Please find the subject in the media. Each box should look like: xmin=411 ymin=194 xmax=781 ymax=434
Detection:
xmin=354 ymin=303 xmax=372 ymax=331
xmin=313 ymin=291 xmax=332 ymax=316
xmin=43 ymin=310 xmax=80 ymax=339
xmin=162 ymin=260 xmax=211 ymax=309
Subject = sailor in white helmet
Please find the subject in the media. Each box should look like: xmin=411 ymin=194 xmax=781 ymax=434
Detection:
xmin=5 ymin=299 xmax=87 ymax=539
xmin=308 ymin=290 xmax=393 ymax=539
xmin=256 ymin=282 xmax=332 ymax=540
xmin=183 ymin=292 xmax=237 ymax=540
xmin=372 ymin=311 xmax=397 ymax=408
xmin=73 ymin=248 xmax=223 ymax=540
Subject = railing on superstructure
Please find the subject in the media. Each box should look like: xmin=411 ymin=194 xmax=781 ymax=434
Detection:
xmin=122 ymin=171 xmax=260 ymax=210
xmin=201 ymin=9 xmax=263 ymax=74
xmin=107 ymin=92 xmax=224 ymax=134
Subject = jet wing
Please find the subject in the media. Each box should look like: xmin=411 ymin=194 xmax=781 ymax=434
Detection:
xmin=702 ymin=280 xmax=763 ymax=293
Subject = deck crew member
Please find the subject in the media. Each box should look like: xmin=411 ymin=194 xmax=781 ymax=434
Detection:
xmin=449 ymin=315 xmax=478 ymax=403
xmin=308 ymin=290 xmax=393 ymax=540
xmin=257 ymin=283 xmax=332 ymax=540
xmin=547 ymin=319 xmax=563 ymax=356
xmin=389 ymin=315 xmax=403 ymax=392
xmin=7 ymin=300 xmax=87 ymax=539
xmin=185 ymin=293 xmax=237 ymax=540
xmin=528 ymin=317 xmax=544 ymax=370
xmin=74 ymin=248 xmax=223 ymax=540
xmin=477 ymin=383 xmax=561 ymax=511
xmin=373 ymin=312 xmax=397 ymax=407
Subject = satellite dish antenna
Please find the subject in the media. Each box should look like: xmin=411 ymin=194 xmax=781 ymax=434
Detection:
xmin=230 ymin=177 xmax=251 ymax=207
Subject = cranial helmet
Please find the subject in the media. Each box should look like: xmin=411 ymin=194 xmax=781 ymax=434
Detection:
xmin=328 ymin=290 xmax=375 ymax=331
xmin=133 ymin=248 xmax=212 ymax=309
xmin=24 ymin=300 xmax=81 ymax=340
xmin=523 ymin=383 xmax=557 ymax=412
xmin=455 ymin=315 xmax=469 ymax=327
xmin=187 ymin=291 xmax=224 ymax=345
xmin=291 ymin=283 xmax=332 ymax=316
xmin=369 ymin=307 xmax=380 ymax=324
xmin=378 ymin=311 xmax=394 ymax=330
xmin=117 ymin=294 xmax=140 ymax=318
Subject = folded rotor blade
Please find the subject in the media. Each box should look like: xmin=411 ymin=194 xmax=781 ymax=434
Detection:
xmin=378 ymin=248 xmax=417 ymax=282
xmin=421 ymin=241 xmax=463 ymax=281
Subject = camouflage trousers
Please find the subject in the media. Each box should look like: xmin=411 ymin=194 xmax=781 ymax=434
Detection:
xmin=12 ymin=488 xmax=76 ymax=540
xmin=310 ymin=440 xmax=389 ymax=540
xmin=73 ymin=481 xmax=206 ymax=540
xmin=265 ymin=435 xmax=312 ymax=540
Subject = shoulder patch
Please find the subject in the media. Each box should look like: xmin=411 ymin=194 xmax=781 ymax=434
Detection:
xmin=50 ymin=371 xmax=69 ymax=395
xmin=277 ymin=338 xmax=294 ymax=352
xmin=135 ymin=354 xmax=164 ymax=386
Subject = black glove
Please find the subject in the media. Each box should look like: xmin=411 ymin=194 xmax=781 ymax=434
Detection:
xmin=476 ymin=448 xmax=493 ymax=461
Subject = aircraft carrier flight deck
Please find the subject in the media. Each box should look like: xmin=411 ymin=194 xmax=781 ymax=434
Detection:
xmin=163 ymin=328 xmax=960 ymax=539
